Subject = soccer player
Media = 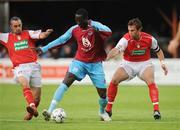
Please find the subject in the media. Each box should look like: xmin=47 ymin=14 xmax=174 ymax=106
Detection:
xmin=105 ymin=18 xmax=168 ymax=120
xmin=0 ymin=16 xmax=53 ymax=120
xmin=36 ymin=8 xmax=112 ymax=121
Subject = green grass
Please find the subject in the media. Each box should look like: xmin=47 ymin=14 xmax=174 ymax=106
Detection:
xmin=0 ymin=83 xmax=180 ymax=130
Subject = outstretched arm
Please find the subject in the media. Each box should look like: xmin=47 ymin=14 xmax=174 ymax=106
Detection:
xmin=40 ymin=25 xmax=77 ymax=53
xmin=39 ymin=29 xmax=54 ymax=39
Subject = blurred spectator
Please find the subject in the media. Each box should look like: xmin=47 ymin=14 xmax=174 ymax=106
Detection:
xmin=50 ymin=48 xmax=61 ymax=59
xmin=168 ymin=20 xmax=180 ymax=58
xmin=59 ymin=44 xmax=74 ymax=58
xmin=0 ymin=45 xmax=8 ymax=58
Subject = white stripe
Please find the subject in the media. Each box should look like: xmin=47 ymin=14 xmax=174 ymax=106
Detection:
xmin=108 ymin=102 xmax=113 ymax=104
xmin=153 ymin=102 xmax=159 ymax=105
xmin=29 ymin=103 xmax=35 ymax=107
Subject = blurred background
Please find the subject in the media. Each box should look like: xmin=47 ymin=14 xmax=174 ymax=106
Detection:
xmin=0 ymin=0 xmax=179 ymax=59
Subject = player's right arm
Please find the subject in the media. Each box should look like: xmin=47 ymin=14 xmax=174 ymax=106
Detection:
xmin=40 ymin=25 xmax=77 ymax=53
xmin=106 ymin=37 xmax=128 ymax=60
xmin=0 ymin=33 xmax=9 ymax=47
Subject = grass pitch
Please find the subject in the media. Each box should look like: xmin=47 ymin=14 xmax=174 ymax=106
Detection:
xmin=0 ymin=83 xmax=180 ymax=130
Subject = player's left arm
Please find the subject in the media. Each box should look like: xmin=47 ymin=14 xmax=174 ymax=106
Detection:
xmin=91 ymin=20 xmax=112 ymax=41
xmin=151 ymin=37 xmax=168 ymax=75
xmin=29 ymin=29 xmax=53 ymax=40
xmin=91 ymin=20 xmax=112 ymax=33
xmin=39 ymin=29 xmax=53 ymax=39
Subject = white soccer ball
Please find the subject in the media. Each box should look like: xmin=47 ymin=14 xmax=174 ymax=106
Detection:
xmin=51 ymin=108 xmax=67 ymax=123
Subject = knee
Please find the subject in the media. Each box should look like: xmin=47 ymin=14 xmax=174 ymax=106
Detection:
xmin=20 ymin=82 xmax=29 ymax=88
xmin=63 ymin=74 xmax=76 ymax=87
xmin=111 ymin=79 xmax=119 ymax=86
xmin=100 ymin=93 xmax=107 ymax=99
xmin=146 ymin=80 xmax=154 ymax=85
xmin=18 ymin=79 xmax=29 ymax=87
xmin=98 ymin=89 xmax=107 ymax=99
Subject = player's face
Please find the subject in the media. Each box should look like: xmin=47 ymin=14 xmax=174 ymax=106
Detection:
xmin=128 ymin=25 xmax=141 ymax=40
xmin=10 ymin=20 xmax=22 ymax=34
xmin=75 ymin=14 xmax=88 ymax=28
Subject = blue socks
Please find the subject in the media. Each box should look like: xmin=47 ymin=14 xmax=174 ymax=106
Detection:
xmin=99 ymin=98 xmax=108 ymax=114
xmin=47 ymin=83 xmax=107 ymax=115
xmin=48 ymin=83 xmax=68 ymax=113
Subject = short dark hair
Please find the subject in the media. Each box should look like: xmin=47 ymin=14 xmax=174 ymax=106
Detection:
xmin=9 ymin=16 xmax=21 ymax=25
xmin=75 ymin=8 xmax=88 ymax=19
xmin=128 ymin=18 xmax=143 ymax=30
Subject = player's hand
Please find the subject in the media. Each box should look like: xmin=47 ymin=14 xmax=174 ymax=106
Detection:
xmin=36 ymin=47 xmax=43 ymax=55
xmin=31 ymin=47 xmax=43 ymax=55
xmin=160 ymin=61 xmax=168 ymax=75
xmin=46 ymin=29 xmax=54 ymax=34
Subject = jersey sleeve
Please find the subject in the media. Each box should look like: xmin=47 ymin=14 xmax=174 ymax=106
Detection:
xmin=41 ymin=25 xmax=77 ymax=53
xmin=0 ymin=33 xmax=9 ymax=46
xmin=28 ymin=30 xmax=42 ymax=39
xmin=115 ymin=37 xmax=128 ymax=52
xmin=90 ymin=20 xmax=111 ymax=32
xmin=151 ymin=37 xmax=160 ymax=52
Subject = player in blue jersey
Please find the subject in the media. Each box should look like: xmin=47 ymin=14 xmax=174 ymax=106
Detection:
xmin=37 ymin=8 xmax=112 ymax=121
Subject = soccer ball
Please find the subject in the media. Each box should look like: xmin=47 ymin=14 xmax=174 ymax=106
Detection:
xmin=51 ymin=108 xmax=67 ymax=123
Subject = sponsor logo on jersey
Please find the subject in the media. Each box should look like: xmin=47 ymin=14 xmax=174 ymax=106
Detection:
xmin=14 ymin=40 xmax=29 ymax=51
xmin=131 ymin=49 xmax=146 ymax=55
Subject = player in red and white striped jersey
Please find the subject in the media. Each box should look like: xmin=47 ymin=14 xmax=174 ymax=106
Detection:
xmin=105 ymin=18 xmax=168 ymax=120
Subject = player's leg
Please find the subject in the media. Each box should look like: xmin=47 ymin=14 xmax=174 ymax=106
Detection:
xmin=17 ymin=76 xmax=38 ymax=117
xmin=43 ymin=60 xmax=85 ymax=121
xmin=24 ymin=87 xmax=41 ymax=120
xmin=106 ymin=67 xmax=129 ymax=116
xmin=42 ymin=72 xmax=76 ymax=121
xmin=88 ymin=62 xmax=111 ymax=121
xmin=30 ymin=63 xmax=42 ymax=108
xmin=13 ymin=66 xmax=38 ymax=119
xmin=31 ymin=87 xmax=41 ymax=108
xmin=24 ymin=66 xmax=42 ymax=120
xmin=96 ymin=88 xmax=112 ymax=121
xmin=48 ymin=72 xmax=75 ymax=113
xmin=139 ymin=65 xmax=161 ymax=120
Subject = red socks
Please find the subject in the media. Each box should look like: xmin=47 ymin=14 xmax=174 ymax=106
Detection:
xmin=23 ymin=87 xmax=35 ymax=107
xmin=148 ymin=83 xmax=159 ymax=111
xmin=106 ymin=82 xmax=159 ymax=112
xmin=106 ymin=82 xmax=118 ymax=112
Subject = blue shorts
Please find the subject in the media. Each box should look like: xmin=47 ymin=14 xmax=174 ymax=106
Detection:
xmin=68 ymin=60 xmax=106 ymax=88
